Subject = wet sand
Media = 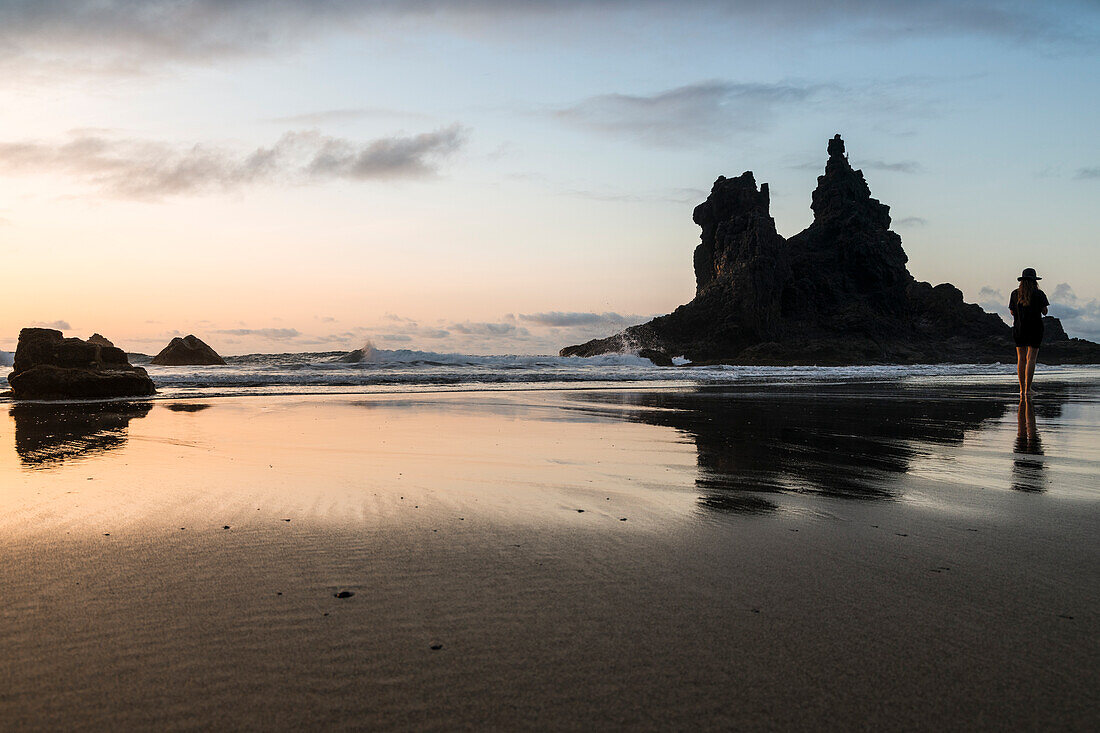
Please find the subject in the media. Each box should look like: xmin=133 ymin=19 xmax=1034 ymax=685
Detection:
xmin=1 ymin=383 xmax=1098 ymax=729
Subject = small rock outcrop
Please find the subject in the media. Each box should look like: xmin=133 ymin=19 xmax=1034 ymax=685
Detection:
xmin=562 ymin=135 xmax=1100 ymax=365
xmin=150 ymin=335 xmax=226 ymax=366
xmin=337 ymin=348 xmax=368 ymax=363
xmin=8 ymin=328 xmax=155 ymax=400
xmin=87 ymin=333 xmax=115 ymax=348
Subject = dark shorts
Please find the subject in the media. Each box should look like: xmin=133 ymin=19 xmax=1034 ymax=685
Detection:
xmin=1013 ymin=324 xmax=1043 ymax=349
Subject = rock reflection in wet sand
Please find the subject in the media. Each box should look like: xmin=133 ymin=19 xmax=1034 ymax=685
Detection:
xmin=569 ymin=385 xmax=1066 ymax=513
xmin=10 ymin=402 xmax=153 ymax=469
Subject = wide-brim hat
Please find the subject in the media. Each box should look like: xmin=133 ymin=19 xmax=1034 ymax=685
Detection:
xmin=1018 ymin=267 xmax=1041 ymax=281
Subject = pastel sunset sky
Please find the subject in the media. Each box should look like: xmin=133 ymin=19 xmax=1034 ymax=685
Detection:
xmin=1 ymin=1 xmax=1098 ymax=355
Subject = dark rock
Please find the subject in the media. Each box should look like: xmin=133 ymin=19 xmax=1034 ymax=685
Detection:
xmin=8 ymin=328 xmax=156 ymax=400
xmin=430 ymin=643 xmax=443 ymax=650
xmin=1042 ymin=316 xmax=1069 ymax=343
xmin=334 ymin=590 xmax=355 ymax=599
xmin=150 ymin=335 xmax=226 ymax=366
xmin=337 ymin=347 xmax=368 ymax=363
xmin=561 ymin=135 xmax=1100 ymax=365
xmin=827 ymin=133 xmax=845 ymax=157
xmin=637 ymin=349 xmax=674 ymax=366
xmin=166 ymin=403 xmax=211 ymax=412
xmin=86 ymin=333 xmax=115 ymax=348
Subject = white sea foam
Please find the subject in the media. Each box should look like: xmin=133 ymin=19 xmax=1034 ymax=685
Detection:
xmin=0 ymin=351 xmax=12 ymax=368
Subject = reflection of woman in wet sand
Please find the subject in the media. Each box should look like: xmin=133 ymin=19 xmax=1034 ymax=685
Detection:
xmin=1009 ymin=268 xmax=1048 ymax=397
xmin=1012 ymin=397 xmax=1045 ymax=492
xmin=1015 ymin=399 xmax=1040 ymax=453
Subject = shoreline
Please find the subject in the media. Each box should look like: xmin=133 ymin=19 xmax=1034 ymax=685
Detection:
xmin=4 ymin=362 xmax=1100 ymax=407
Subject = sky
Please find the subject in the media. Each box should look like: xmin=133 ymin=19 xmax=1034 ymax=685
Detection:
xmin=1 ymin=0 xmax=1098 ymax=355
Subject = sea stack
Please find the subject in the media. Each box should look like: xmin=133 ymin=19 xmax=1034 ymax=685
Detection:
xmin=150 ymin=335 xmax=226 ymax=366
xmin=562 ymin=135 xmax=1100 ymax=365
xmin=7 ymin=328 xmax=156 ymax=400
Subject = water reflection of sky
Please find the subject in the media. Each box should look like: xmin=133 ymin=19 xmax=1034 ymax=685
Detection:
xmin=2 ymin=384 xmax=1097 ymax=528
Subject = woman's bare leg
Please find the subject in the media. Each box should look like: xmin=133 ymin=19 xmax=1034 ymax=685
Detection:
xmin=1017 ymin=347 xmax=1027 ymax=395
xmin=1025 ymin=346 xmax=1039 ymax=394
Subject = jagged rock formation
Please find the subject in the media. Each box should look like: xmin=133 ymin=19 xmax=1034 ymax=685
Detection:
xmin=562 ymin=135 xmax=1100 ymax=365
xmin=150 ymin=335 xmax=226 ymax=366
xmin=87 ymin=333 xmax=115 ymax=348
xmin=8 ymin=328 xmax=155 ymax=400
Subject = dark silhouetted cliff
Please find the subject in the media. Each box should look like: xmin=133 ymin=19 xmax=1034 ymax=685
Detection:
xmin=562 ymin=135 xmax=1100 ymax=365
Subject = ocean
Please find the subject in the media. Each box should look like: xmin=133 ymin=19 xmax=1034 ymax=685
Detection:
xmin=4 ymin=347 xmax=1098 ymax=400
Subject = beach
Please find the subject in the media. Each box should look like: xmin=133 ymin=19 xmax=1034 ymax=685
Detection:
xmin=1 ymin=380 xmax=1098 ymax=729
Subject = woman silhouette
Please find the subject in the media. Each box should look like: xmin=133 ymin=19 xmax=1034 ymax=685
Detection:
xmin=1009 ymin=268 xmax=1049 ymax=397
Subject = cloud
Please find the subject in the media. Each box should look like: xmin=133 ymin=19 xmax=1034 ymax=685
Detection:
xmin=305 ymin=126 xmax=465 ymax=179
xmin=350 ymin=316 xmax=448 ymax=341
xmin=266 ymin=108 xmax=429 ymax=125
xmin=560 ymin=187 xmax=707 ymax=204
xmin=977 ymin=286 xmax=1010 ymax=321
xmin=446 ymin=321 xmax=531 ymax=338
xmin=518 ymin=311 xmax=641 ymax=327
xmin=555 ymin=80 xmax=820 ymax=145
xmin=1048 ymin=283 xmax=1100 ymax=340
xmin=0 ymin=1 xmax=1090 ymax=76
xmin=214 ymin=328 xmax=302 ymax=340
xmin=790 ymin=158 xmax=922 ymax=174
xmin=0 ymin=126 xmax=466 ymax=198
xmin=31 ymin=320 xmax=72 ymax=330
xmin=861 ymin=160 xmax=921 ymax=174
xmin=1074 ymin=167 xmax=1100 ymax=180
xmin=348 ymin=311 xmax=671 ymax=353
xmin=894 ymin=216 xmax=928 ymax=227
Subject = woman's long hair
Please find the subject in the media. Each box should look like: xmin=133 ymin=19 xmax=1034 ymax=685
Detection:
xmin=1018 ymin=278 xmax=1037 ymax=307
